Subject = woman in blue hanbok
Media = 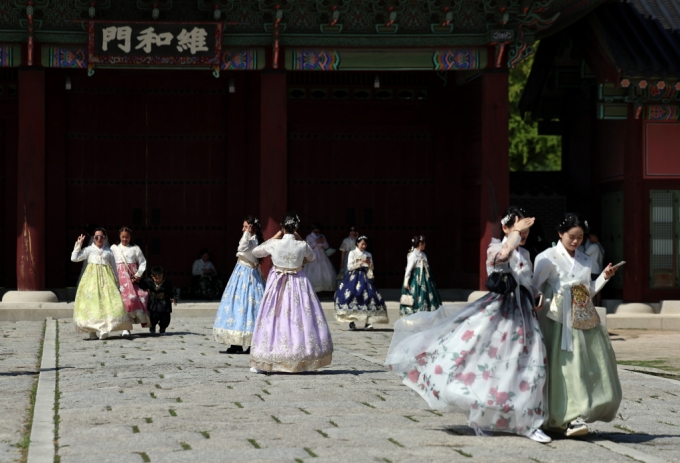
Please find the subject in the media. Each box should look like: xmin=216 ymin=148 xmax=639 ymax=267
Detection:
xmin=213 ymin=216 xmax=265 ymax=354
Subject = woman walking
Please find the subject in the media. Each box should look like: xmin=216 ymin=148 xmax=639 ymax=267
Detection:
xmin=334 ymin=235 xmax=388 ymax=330
xmin=110 ymin=226 xmax=149 ymax=337
xmin=250 ymin=213 xmax=333 ymax=373
xmin=71 ymin=228 xmax=131 ymax=340
xmin=533 ymin=213 xmax=621 ymax=437
xmin=386 ymin=207 xmax=551 ymax=443
xmin=399 ymin=235 xmax=443 ymax=316
xmin=305 ymin=223 xmax=337 ymax=292
xmin=213 ymin=216 xmax=266 ymax=354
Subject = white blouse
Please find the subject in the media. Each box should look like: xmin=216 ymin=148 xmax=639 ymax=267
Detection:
xmin=253 ymin=234 xmax=314 ymax=269
xmin=404 ymin=250 xmax=429 ymax=281
xmin=192 ymin=259 xmax=216 ymax=276
xmin=110 ymin=244 xmax=147 ymax=278
xmin=71 ymin=242 xmax=119 ymax=285
xmin=347 ymin=248 xmax=373 ymax=271
xmin=339 ymin=237 xmax=356 ymax=253
xmin=306 ymin=232 xmax=329 ymax=250
xmin=236 ymin=231 xmax=259 ymax=264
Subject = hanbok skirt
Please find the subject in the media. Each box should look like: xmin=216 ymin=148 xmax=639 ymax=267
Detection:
xmin=386 ymin=287 xmax=547 ymax=437
xmin=213 ymin=261 xmax=265 ymax=347
xmin=305 ymin=247 xmax=337 ymax=292
xmin=400 ymin=267 xmax=442 ymax=316
xmin=334 ymin=268 xmax=388 ymax=324
xmin=116 ymin=262 xmax=149 ymax=326
xmin=540 ymin=316 xmax=622 ymax=431
xmin=74 ymin=264 xmax=132 ymax=335
xmin=250 ymin=268 xmax=333 ymax=373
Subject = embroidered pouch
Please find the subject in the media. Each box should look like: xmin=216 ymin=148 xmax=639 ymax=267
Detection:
xmin=571 ymin=283 xmax=600 ymax=330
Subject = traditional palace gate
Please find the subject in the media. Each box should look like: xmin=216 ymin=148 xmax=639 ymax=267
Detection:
xmin=0 ymin=1 xmax=603 ymax=297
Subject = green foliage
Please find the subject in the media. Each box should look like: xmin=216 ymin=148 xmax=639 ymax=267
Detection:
xmin=509 ymin=50 xmax=562 ymax=171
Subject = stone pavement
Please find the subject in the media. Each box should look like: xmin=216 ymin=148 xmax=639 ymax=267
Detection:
xmin=2 ymin=317 xmax=680 ymax=462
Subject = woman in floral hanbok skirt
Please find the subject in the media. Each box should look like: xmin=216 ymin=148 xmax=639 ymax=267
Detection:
xmin=334 ymin=236 xmax=388 ymax=330
xmin=250 ymin=213 xmax=333 ymax=373
xmin=400 ymin=235 xmax=442 ymax=316
xmin=305 ymin=224 xmax=337 ymax=292
xmin=213 ymin=216 xmax=266 ymax=354
xmin=386 ymin=207 xmax=551 ymax=443
xmin=110 ymin=227 xmax=149 ymax=337
xmin=71 ymin=229 xmax=132 ymax=340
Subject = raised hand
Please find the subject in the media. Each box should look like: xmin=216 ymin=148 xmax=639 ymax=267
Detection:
xmin=511 ymin=216 xmax=535 ymax=233
xmin=76 ymin=234 xmax=86 ymax=245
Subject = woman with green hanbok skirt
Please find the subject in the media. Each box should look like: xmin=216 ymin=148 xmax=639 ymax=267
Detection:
xmin=533 ymin=213 xmax=621 ymax=437
xmin=400 ymin=236 xmax=442 ymax=316
xmin=71 ymin=228 xmax=132 ymax=340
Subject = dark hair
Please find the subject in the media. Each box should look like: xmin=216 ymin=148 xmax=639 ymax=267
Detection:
xmin=281 ymin=212 xmax=300 ymax=233
xmin=244 ymin=215 xmax=264 ymax=244
xmin=151 ymin=266 xmax=164 ymax=276
xmin=199 ymin=248 xmax=210 ymax=258
xmin=119 ymin=226 xmax=132 ymax=234
xmin=93 ymin=227 xmax=107 ymax=237
xmin=411 ymin=235 xmax=426 ymax=248
xmin=356 ymin=235 xmax=369 ymax=245
xmin=312 ymin=223 xmax=322 ymax=231
xmin=500 ymin=206 xmax=527 ymax=231
xmin=557 ymin=213 xmax=590 ymax=235
xmin=348 ymin=225 xmax=357 ymax=232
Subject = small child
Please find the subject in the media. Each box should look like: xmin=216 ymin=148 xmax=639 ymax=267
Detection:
xmin=137 ymin=266 xmax=177 ymax=335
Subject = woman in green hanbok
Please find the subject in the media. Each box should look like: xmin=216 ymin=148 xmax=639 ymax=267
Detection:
xmin=71 ymin=228 xmax=131 ymax=340
xmin=533 ymin=213 xmax=620 ymax=437
xmin=399 ymin=236 xmax=442 ymax=316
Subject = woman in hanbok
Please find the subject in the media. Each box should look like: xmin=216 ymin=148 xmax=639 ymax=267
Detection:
xmin=400 ymin=236 xmax=443 ymax=316
xmin=71 ymin=228 xmax=132 ymax=340
xmin=213 ymin=216 xmax=266 ymax=354
xmin=533 ymin=213 xmax=620 ymax=437
xmin=250 ymin=213 xmax=333 ymax=373
xmin=110 ymin=226 xmax=149 ymax=338
xmin=386 ymin=207 xmax=552 ymax=443
xmin=334 ymin=236 xmax=388 ymax=331
xmin=305 ymin=223 xmax=337 ymax=292
xmin=189 ymin=249 xmax=223 ymax=300
xmin=337 ymin=225 xmax=358 ymax=279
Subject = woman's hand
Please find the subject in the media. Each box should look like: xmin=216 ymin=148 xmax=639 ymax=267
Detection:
xmin=510 ymin=216 xmax=535 ymax=234
xmin=76 ymin=234 xmax=86 ymax=246
xmin=404 ymin=284 xmax=410 ymax=291
xmin=171 ymin=298 xmax=177 ymax=306
xmin=534 ymin=292 xmax=544 ymax=312
xmin=603 ymin=263 xmax=618 ymax=280
xmin=132 ymin=276 xmax=140 ymax=283
xmin=272 ymin=230 xmax=284 ymax=240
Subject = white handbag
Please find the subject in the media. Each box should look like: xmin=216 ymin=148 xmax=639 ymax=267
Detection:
xmin=400 ymin=294 xmax=414 ymax=306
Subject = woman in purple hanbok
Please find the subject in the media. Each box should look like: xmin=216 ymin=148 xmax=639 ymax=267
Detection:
xmin=249 ymin=213 xmax=334 ymax=373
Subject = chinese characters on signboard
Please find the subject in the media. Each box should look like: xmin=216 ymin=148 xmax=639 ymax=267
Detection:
xmin=87 ymin=21 xmax=222 ymax=75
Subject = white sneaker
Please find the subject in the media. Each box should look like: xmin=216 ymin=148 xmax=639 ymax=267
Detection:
xmin=122 ymin=330 xmax=131 ymax=337
xmin=364 ymin=324 xmax=374 ymax=330
xmin=249 ymin=367 xmax=265 ymax=374
xmin=529 ymin=429 xmax=551 ymax=443
xmin=472 ymin=425 xmax=492 ymax=437
xmin=97 ymin=332 xmax=109 ymax=340
xmin=565 ymin=418 xmax=589 ymax=437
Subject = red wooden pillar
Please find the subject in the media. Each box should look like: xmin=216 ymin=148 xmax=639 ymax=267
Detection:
xmin=622 ymin=115 xmax=644 ymax=302
xmin=259 ymin=70 xmax=287 ymax=277
xmin=16 ymin=68 xmax=46 ymax=291
xmin=478 ymin=69 xmax=510 ymax=289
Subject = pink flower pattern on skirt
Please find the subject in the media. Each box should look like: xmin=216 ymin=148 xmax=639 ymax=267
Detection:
xmin=116 ymin=262 xmax=149 ymax=326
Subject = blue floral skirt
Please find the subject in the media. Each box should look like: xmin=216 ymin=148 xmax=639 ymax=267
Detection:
xmin=334 ymin=268 xmax=389 ymax=324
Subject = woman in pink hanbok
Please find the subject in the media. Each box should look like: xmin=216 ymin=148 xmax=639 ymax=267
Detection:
xmin=386 ymin=207 xmax=551 ymax=443
xmin=249 ymin=213 xmax=333 ymax=373
xmin=110 ymin=227 xmax=149 ymax=337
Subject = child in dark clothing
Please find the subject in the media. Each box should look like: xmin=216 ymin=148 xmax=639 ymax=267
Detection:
xmin=138 ymin=266 xmax=177 ymax=335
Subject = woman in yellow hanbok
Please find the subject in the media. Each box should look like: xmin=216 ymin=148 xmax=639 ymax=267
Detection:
xmin=71 ymin=228 xmax=131 ymax=340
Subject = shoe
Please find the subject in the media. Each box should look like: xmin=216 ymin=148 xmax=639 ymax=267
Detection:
xmin=565 ymin=418 xmax=589 ymax=437
xmin=472 ymin=425 xmax=492 ymax=437
xmin=149 ymin=327 xmax=156 ymax=334
xmin=122 ymin=330 xmax=131 ymax=338
xmin=88 ymin=332 xmax=98 ymax=340
xmin=529 ymin=429 xmax=551 ymax=443
xmin=225 ymin=345 xmax=242 ymax=354
xmin=250 ymin=367 xmax=265 ymax=374
xmin=364 ymin=324 xmax=374 ymax=330
xmin=159 ymin=330 xmax=167 ymax=336
xmin=242 ymin=347 xmax=250 ymax=355
xmin=349 ymin=322 xmax=356 ymax=331
xmin=98 ymin=332 xmax=109 ymax=340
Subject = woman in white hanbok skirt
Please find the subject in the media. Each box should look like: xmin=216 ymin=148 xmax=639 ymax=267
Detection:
xmin=305 ymin=223 xmax=337 ymax=292
xmin=386 ymin=207 xmax=551 ymax=443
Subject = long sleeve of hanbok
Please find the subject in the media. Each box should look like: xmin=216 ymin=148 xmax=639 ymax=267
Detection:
xmin=486 ymin=232 xmax=522 ymax=267
xmin=135 ymin=246 xmax=147 ymax=278
xmin=590 ymin=271 xmax=608 ymax=297
xmin=304 ymin=243 xmax=315 ymax=262
xmin=71 ymin=242 xmax=90 ymax=262
xmin=532 ymin=252 xmax=556 ymax=293
xmin=192 ymin=260 xmax=203 ymax=276
xmin=252 ymin=240 xmax=273 ymax=259
xmin=238 ymin=231 xmax=254 ymax=252
xmin=106 ymin=252 xmax=120 ymax=286
xmin=403 ymin=252 xmax=417 ymax=286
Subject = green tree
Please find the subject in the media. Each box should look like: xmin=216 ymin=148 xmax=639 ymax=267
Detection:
xmin=508 ymin=50 xmax=561 ymax=171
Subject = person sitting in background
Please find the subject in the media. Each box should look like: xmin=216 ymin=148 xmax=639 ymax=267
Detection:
xmin=186 ymin=249 xmax=224 ymax=300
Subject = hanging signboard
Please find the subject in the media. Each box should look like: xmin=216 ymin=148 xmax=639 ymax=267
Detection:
xmin=87 ymin=21 xmax=223 ymax=76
